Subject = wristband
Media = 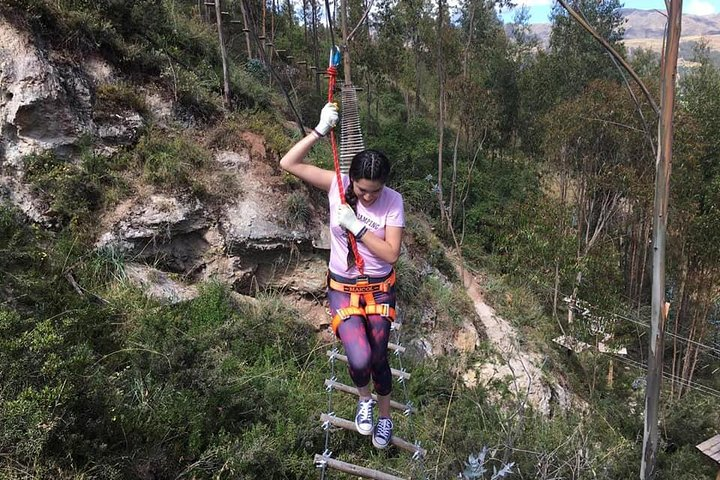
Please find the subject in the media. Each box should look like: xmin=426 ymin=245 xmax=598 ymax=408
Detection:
xmin=354 ymin=227 xmax=368 ymax=240
xmin=312 ymin=128 xmax=324 ymax=139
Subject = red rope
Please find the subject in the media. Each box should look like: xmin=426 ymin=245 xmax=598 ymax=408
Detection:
xmin=326 ymin=66 xmax=364 ymax=273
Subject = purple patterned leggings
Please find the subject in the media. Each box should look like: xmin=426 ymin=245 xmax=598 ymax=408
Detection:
xmin=328 ymin=286 xmax=395 ymax=396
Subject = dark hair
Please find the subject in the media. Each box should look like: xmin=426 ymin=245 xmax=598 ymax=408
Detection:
xmin=344 ymin=149 xmax=390 ymax=270
xmin=348 ymin=149 xmax=390 ymax=183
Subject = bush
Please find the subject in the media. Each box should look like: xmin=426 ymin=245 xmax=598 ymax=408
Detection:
xmin=285 ymin=191 xmax=311 ymax=227
xmin=134 ymin=128 xmax=210 ymax=190
xmin=94 ymin=82 xmax=149 ymax=118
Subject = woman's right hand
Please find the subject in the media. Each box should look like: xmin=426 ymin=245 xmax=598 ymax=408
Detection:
xmin=315 ymin=103 xmax=339 ymax=136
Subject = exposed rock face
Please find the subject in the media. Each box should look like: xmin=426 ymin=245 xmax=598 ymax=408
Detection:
xmin=97 ymin=193 xmax=211 ymax=272
xmin=97 ymin=149 xmax=330 ymax=297
xmin=0 ymin=18 xmax=148 ymax=220
xmin=459 ymin=270 xmax=579 ymax=416
xmin=0 ymin=18 xmax=93 ymax=166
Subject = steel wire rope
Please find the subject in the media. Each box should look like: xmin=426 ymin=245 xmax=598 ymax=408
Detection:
xmin=392 ymin=307 xmax=428 ymax=479
xmin=481 ymin=275 xmax=720 ymax=398
xmin=605 ymin=352 xmax=720 ymax=399
xmin=523 ymin=277 xmax=720 ymax=360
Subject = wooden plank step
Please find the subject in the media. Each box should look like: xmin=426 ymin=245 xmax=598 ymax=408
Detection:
xmin=324 ymin=379 xmax=416 ymax=413
xmin=388 ymin=342 xmax=405 ymax=353
xmin=327 ymin=351 xmax=410 ymax=380
xmin=320 ymin=413 xmax=426 ymax=457
xmin=314 ymin=454 xmax=405 ymax=480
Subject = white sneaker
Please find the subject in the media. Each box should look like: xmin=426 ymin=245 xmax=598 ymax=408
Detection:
xmin=372 ymin=417 xmax=393 ymax=449
xmin=354 ymin=399 xmax=374 ymax=436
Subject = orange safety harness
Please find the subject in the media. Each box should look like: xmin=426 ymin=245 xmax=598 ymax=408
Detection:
xmin=329 ymin=271 xmax=397 ymax=335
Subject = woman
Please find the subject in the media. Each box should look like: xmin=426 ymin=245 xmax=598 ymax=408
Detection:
xmin=279 ymin=103 xmax=404 ymax=450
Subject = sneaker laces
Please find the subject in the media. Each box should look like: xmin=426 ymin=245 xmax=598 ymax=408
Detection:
xmin=357 ymin=399 xmax=373 ymax=423
xmin=376 ymin=417 xmax=392 ymax=440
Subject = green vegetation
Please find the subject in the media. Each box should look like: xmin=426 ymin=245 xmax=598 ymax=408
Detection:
xmin=2 ymin=0 xmax=719 ymax=478
xmin=132 ymin=128 xmax=211 ymax=191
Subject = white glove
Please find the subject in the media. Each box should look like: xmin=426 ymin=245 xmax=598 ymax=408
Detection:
xmin=315 ymin=103 xmax=339 ymax=136
xmin=337 ymin=204 xmax=366 ymax=237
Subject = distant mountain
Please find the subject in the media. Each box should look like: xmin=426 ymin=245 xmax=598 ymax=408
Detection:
xmin=513 ymin=9 xmax=720 ymax=62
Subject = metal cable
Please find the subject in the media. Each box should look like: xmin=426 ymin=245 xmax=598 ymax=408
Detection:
xmin=393 ymin=307 xmax=429 ymax=479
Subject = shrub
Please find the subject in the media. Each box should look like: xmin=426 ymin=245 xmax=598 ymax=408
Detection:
xmin=285 ymin=191 xmax=311 ymax=227
xmin=94 ymin=82 xmax=149 ymax=118
xmin=134 ymin=128 xmax=210 ymax=190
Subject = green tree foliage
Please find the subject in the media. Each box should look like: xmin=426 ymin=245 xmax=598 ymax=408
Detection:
xmin=517 ymin=0 xmax=626 ymax=153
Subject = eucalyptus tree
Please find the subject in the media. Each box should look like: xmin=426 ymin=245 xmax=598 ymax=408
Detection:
xmin=371 ymin=0 xmax=435 ymax=119
xmin=542 ymin=79 xmax=654 ymax=321
xmin=517 ymin=0 xmax=626 ymax=155
xmin=667 ymin=44 xmax=720 ymax=400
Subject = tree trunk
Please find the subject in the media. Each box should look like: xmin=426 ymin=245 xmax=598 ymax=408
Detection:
xmin=449 ymin=129 xmax=460 ymax=227
xmin=436 ymin=0 xmax=446 ymax=227
xmin=642 ymin=1 xmax=682 ymax=477
xmin=302 ymin=0 xmax=309 ymax=44
xmin=670 ymin=251 xmax=688 ymax=400
xmin=310 ymin=0 xmax=321 ymax=95
xmin=240 ymin=0 xmax=253 ymax=59
xmin=214 ymin=0 xmax=231 ymax=107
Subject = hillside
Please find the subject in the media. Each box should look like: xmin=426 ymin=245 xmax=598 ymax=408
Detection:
xmin=2 ymin=1 xmax=719 ymax=479
xmin=525 ymin=8 xmax=720 ymax=62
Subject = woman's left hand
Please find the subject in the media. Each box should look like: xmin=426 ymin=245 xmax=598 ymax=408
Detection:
xmin=337 ymin=204 xmax=366 ymax=236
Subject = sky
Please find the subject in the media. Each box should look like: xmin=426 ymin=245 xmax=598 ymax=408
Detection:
xmin=498 ymin=0 xmax=720 ymax=24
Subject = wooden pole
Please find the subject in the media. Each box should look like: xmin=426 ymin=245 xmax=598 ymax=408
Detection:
xmin=313 ymin=455 xmax=406 ymax=480
xmin=323 ymin=379 xmax=416 ymax=412
xmin=214 ymin=0 xmax=231 ymax=106
xmin=340 ymin=0 xmax=351 ymax=84
xmin=240 ymin=0 xmax=253 ymax=59
xmin=319 ymin=413 xmax=426 ymax=456
xmin=641 ymin=0 xmax=682 ymax=478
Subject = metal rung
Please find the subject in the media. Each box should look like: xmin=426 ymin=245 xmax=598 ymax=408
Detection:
xmin=323 ymin=379 xmax=416 ymax=413
xmin=313 ymin=454 xmax=406 ymax=480
xmin=326 ymin=351 xmax=410 ymax=380
xmin=319 ymin=414 xmax=426 ymax=457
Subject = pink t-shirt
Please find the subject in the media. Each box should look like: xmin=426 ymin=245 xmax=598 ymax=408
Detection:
xmin=328 ymin=175 xmax=405 ymax=277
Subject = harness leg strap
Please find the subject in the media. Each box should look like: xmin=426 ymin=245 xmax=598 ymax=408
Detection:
xmin=331 ymin=307 xmax=366 ymax=335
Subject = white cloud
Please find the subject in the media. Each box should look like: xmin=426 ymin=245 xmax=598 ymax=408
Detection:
xmin=685 ymin=0 xmax=717 ymax=15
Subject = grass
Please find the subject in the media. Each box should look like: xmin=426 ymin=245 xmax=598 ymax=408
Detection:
xmin=132 ymin=127 xmax=210 ymax=191
xmin=284 ymin=191 xmax=311 ymax=227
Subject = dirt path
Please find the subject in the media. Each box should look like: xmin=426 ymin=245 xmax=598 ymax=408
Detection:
xmin=459 ymin=267 xmax=567 ymax=415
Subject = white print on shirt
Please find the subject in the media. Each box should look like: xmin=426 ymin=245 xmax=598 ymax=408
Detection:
xmin=356 ymin=213 xmax=381 ymax=231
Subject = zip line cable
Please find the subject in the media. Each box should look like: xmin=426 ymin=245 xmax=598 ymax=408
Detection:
xmin=489 ymin=276 xmax=720 ymax=397
xmin=607 ymin=353 xmax=720 ymax=400
xmin=525 ymin=277 xmax=720 ymax=359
